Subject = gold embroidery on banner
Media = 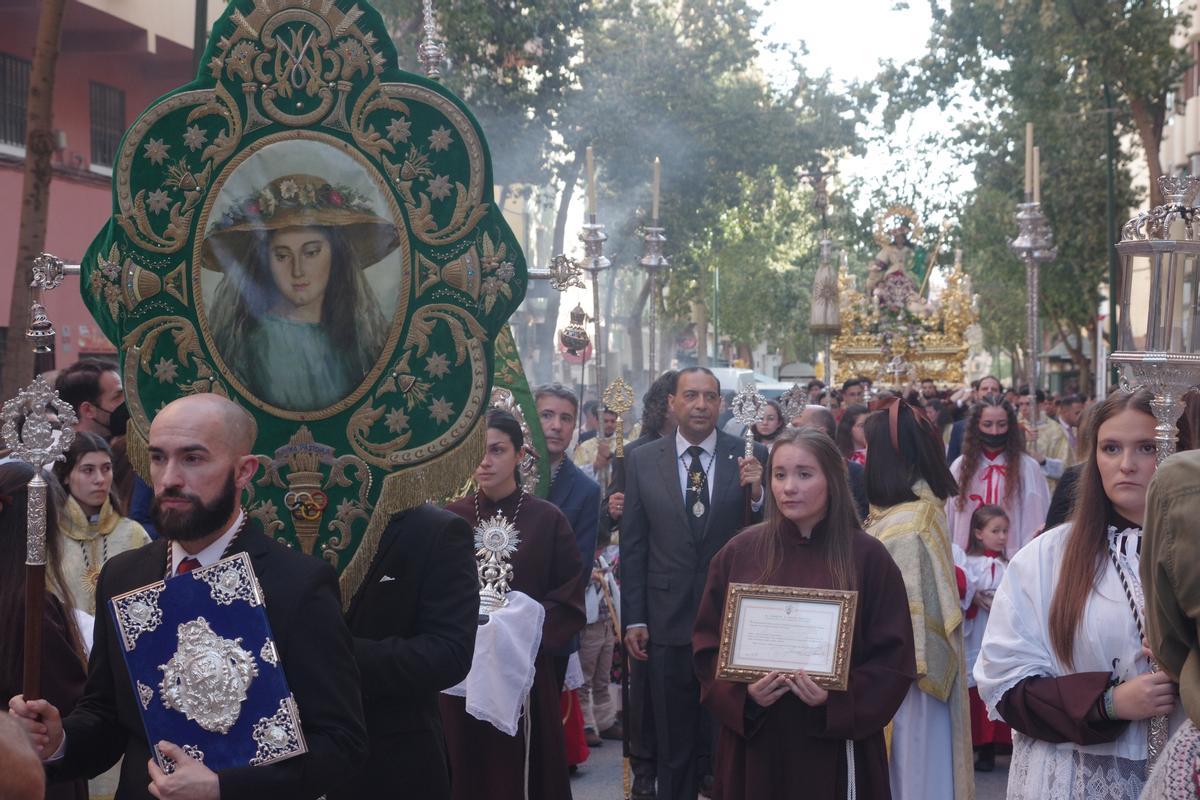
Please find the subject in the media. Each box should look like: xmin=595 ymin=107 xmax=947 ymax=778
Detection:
xmin=347 ymin=305 xmax=487 ymax=469
xmin=339 ymin=416 xmax=485 ymax=607
xmin=252 ymin=426 xmax=373 ymax=559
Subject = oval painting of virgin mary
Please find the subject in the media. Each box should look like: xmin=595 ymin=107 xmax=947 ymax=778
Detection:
xmin=198 ymin=137 xmax=407 ymax=415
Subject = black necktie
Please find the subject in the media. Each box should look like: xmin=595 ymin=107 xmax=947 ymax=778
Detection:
xmin=686 ymin=445 xmax=709 ymax=537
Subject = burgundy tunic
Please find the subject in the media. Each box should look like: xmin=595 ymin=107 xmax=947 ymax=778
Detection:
xmin=693 ymin=523 xmax=916 ymax=800
xmin=440 ymin=490 xmax=586 ymax=800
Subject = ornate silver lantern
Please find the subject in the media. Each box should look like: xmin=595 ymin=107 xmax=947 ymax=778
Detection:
xmin=1109 ymin=175 xmax=1200 ymax=462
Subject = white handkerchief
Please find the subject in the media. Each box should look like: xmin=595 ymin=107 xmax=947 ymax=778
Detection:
xmin=379 ymin=574 xmax=396 ymax=583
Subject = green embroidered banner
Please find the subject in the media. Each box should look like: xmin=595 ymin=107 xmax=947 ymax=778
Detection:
xmin=78 ymin=0 xmax=527 ymax=602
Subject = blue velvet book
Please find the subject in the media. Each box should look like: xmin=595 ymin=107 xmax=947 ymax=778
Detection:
xmin=108 ymin=552 xmax=307 ymax=774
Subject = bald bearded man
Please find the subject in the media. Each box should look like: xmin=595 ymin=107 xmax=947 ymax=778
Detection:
xmin=9 ymin=394 xmax=367 ymax=800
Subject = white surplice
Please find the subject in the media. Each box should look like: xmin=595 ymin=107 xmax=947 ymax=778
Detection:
xmin=947 ymin=452 xmax=1050 ymax=559
xmin=975 ymin=523 xmax=1186 ymax=800
xmin=962 ymin=552 xmax=1006 ymax=689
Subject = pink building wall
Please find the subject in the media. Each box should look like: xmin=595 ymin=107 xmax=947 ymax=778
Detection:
xmin=0 ymin=0 xmax=195 ymax=367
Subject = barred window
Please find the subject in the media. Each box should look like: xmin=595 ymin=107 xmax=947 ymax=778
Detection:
xmin=0 ymin=52 xmax=30 ymax=147
xmin=89 ymin=82 xmax=125 ymax=168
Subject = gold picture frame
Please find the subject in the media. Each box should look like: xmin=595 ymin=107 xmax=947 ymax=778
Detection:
xmin=716 ymin=583 xmax=858 ymax=690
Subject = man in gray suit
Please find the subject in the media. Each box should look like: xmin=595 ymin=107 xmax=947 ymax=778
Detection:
xmin=620 ymin=367 xmax=766 ymax=800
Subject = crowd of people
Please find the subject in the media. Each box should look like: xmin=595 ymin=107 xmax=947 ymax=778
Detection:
xmin=4 ymin=361 xmax=1200 ymax=800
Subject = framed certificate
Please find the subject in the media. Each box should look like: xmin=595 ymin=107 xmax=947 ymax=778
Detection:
xmin=716 ymin=583 xmax=858 ymax=690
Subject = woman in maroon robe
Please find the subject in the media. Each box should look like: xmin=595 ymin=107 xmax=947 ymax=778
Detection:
xmin=441 ymin=409 xmax=586 ymax=800
xmin=694 ymin=427 xmax=916 ymax=799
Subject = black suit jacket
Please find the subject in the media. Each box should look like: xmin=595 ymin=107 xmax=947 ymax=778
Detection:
xmin=947 ymin=418 xmax=967 ymax=465
xmin=332 ymin=504 xmax=478 ymax=799
xmin=598 ymin=431 xmax=661 ymax=547
xmin=620 ymin=430 xmax=767 ymax=646
xmin=52 ymin=521 xmax=367 ymax=800
xmin=548 ymin=458 xmax=599 ymax=656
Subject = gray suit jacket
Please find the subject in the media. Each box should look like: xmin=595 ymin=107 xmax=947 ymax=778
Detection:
xmin=619 ymin=430 xmax=767 ymax=647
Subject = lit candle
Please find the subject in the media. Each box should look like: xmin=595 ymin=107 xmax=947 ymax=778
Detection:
xmin=652 ymin=157 xmax=661 ymax=221
xmin=1025 ymin=122 xmax=1033 ymax=198
xmin=1033 ymin=146 xmax=1041 ymax=204
xmin=585 ymin=146 xmax=597 ymax=216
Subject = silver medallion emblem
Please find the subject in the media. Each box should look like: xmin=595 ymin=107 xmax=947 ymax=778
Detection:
xmin=474 ymin=514 xmax=521 ymax=613
xmin=249 ymin=696 xmax=308 ymax=766
xmin=112 ymin=584 xmax=165 ymax=651
xmin=692 ymin=501 xmax=705 ymax=518
xmin=195 ymin=553 xmax=263 ymax=607
xmin=159 ymin=617 xmax=258 ymax=734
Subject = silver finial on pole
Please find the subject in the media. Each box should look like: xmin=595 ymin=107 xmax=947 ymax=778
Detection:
xmin=3 ymin=373 xmax=76 ymax=699
xmin=579 ymin=217 xmax=611 ymax=394
xmin=730 ymin=383 xmax=767 ymax=459
xmin=639 ymin=222 xmax=668 ymax=386
xmin=1010 ymin=194 xmax=1056 ymax=441
xmin=418 ymin=0 xmax=446 ymax=80
xmin=2 ymin=375 xmax=76 ymax=565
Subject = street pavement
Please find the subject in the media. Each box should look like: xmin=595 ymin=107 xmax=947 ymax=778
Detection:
xmin=567 ymin=683 xmax=1010 ymax=799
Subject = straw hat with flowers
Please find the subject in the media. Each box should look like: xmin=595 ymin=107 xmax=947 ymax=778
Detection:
xmin=201 ymin=174 xmax=401 ymax=272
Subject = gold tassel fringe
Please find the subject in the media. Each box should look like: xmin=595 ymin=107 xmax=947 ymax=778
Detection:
xmin=338 ymin=417 xmax=485 ymax=608
xmin=125 ymin=424 xmax=151 ymax=486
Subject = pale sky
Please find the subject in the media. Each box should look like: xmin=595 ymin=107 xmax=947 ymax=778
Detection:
xmin=754 ymin=0 xmax=977 ymax=218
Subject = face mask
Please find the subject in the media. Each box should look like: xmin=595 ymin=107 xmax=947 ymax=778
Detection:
xmin=106 ymin=402 xmax=129 ymax=438
xmin=980 ymin=431 xmax=1007 ymax=450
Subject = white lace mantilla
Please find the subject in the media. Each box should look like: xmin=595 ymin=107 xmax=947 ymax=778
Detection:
xmin=1007 ymin=731 xmax=1146 ymax=800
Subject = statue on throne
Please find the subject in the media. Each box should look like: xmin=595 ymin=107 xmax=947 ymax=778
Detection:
xmin=867 ymin=208 xmax=930 ymax=313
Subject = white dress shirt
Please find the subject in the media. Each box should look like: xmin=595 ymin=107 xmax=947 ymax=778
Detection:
xmin=676 ymin=429 xmax=720 ymax=501
xmin=169 ymin=510 xmax=245 ymax=576
xmin=675 ymin=429 xmax=763 ymax=510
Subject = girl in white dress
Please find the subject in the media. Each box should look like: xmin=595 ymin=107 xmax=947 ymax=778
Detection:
xmin=975 ymin=388 xmax=1183 ymax=800
xmin=962 ymin=504 xmax=1011 ymax=772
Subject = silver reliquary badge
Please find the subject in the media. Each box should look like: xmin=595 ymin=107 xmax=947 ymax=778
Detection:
xmin=474 ymin=514 xmax=520 ymax=614
xmin=159 ymin=617 xmax=259 ymax=734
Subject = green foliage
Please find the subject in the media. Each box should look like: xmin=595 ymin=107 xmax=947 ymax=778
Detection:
xmin=375 ymin=0 xmax=592 ymax=186
xmin=379 ymin=0 xmax=866 ymax=369
xmin=871 ymin=0 xmax=1153 ymax=381
xmin=683 ymin=172 xmax=824 ymax=359
xmin=956 ymin=96 xmax=1137 ymax=368
xmin=879 ymin=0 xmax=1188 ymax=205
